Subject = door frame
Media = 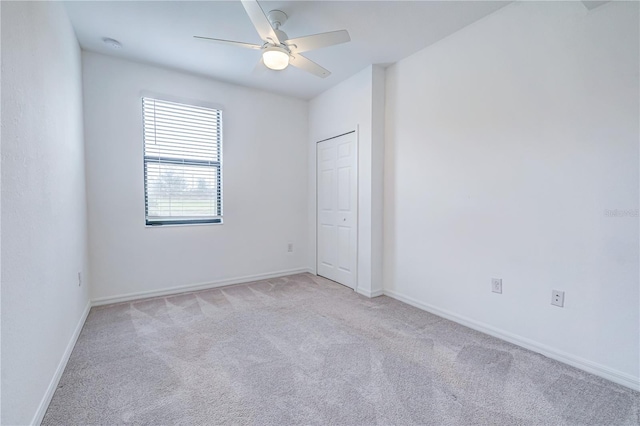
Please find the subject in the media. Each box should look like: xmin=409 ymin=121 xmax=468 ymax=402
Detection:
xmin=315 ymin=129 xmax=359 ymax=293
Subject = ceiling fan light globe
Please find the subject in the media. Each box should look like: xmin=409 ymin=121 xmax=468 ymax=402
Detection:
xmin=262 ymin=47 xmax=289 ymax=70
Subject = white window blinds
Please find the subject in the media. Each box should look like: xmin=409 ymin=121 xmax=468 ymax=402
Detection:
xmin=143 ymin=97 xmax=222 ymax=225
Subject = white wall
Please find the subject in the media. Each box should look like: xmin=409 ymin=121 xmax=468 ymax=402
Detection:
xmin=384 ymin=1 xmax=639 ymax=387
xmin=82 ymin=53 xmax=309 ymax=301
xmin=1 ymin=2 xmax=91 ymax=424
xmin=308 ymin=65 xmax=385 ymax=297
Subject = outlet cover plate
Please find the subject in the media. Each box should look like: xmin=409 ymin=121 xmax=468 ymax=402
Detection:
xmin=491 ymin=278 xmax=502 ymax=294
xmin=552 ymin=290 xmax=565 ymax=307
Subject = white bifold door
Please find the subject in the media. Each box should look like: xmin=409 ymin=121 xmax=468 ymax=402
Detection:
xmin=316 ymin=132 xmax=358 ymax=289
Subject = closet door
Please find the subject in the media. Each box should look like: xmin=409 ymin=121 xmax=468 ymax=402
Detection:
xmin=316 ymin=132 xmax=357 ymax=288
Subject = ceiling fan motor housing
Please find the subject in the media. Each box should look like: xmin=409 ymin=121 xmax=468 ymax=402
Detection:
xmin=275 ymin=29 xmax=289 ymax=48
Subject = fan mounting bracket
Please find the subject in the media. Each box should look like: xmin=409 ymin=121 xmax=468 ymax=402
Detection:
xmin=267 ymin=10 xmax=288 ymax=29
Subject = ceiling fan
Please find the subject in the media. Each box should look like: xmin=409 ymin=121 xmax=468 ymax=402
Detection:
xmin=194 ymin=0 xmax=350 ymax=78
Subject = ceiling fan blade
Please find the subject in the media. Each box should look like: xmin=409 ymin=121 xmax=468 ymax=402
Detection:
xmin=285 ymin=30 xmax=350 ymax=53
xmin=289 ymin=54 xmax=331 ymax=78
xmin=194 ymin=36 xmax=262 ymax=50
xmin=252 ymin=57 xmax=267 ymax=75
xmin=241 ymin=0 xmax=280 ymax=45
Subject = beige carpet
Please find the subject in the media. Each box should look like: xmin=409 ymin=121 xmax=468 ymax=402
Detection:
xmin=43 ymin=273 xmax=639 ymax=425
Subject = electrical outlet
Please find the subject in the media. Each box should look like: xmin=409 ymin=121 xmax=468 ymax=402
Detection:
xmin=491 ymin=278 xmax=502 ymax=294
xmin=551 ymin=290 xmax=564 ymax=307
xmin=287 ymin=243 xmax=293 ymax=253
xmin=78 ymin=272 xmax=82 ymax=287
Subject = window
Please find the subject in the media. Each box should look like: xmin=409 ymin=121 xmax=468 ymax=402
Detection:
xmin=143 ymin=97 xmax=222 ymax=225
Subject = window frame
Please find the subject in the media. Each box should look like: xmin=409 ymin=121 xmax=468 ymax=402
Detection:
xmin=141 ymin=95 xmax=224 ymax=227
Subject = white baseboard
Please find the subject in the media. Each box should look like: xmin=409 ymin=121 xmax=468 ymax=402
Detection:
xmin=383 ymin=289 xmax=640 ymax=392
xmin=91 ymin=268 xmax=313 ymax=307
xmin=31 ymin=300 xmax=91 ymax=425
xmin=356 ymin=288 xmax=384 ymax=298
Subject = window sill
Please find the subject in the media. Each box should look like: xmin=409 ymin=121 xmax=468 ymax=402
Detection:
xmin=145 ymin=220 xmax=224 ymax=228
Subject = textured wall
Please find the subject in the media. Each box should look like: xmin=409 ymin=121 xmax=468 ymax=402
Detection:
xmin=1 ymin=1 xmax=90 ymax=424
xmin=384 ymin=1 xmax=639 ymax=385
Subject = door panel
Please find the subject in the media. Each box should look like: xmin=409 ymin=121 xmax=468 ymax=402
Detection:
xmin=319 ymin=169 xmax=333 ymax=211
xmin=337 ymin=226 xmax=351 ymax=272
xmin=337 ymin=167 xmax=350 ymax=211
xmin=320 ymin=224 xmax=335 ymax=267
xmin=317 ymin=132 xmax=357 ymax=288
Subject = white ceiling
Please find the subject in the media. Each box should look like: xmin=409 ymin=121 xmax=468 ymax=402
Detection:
xmin=64 ymin=1 xmax=508 ymax=100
